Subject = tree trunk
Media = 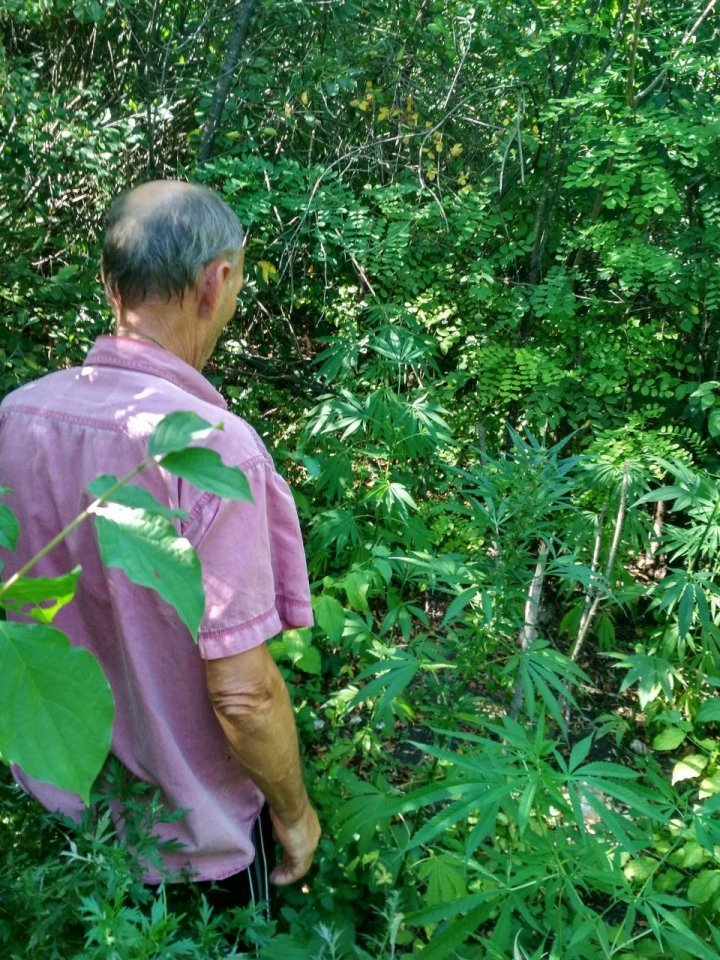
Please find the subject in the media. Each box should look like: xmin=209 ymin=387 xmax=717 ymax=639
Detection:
xmin=197 ymin=0 xmax=261 ymax=165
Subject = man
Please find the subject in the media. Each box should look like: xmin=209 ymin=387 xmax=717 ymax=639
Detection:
xmin=0 ymin=180 xmax=320 ymax=899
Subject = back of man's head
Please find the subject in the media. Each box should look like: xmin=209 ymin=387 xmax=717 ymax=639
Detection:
xmin=102 ymin=180 xmax=244 ymax=308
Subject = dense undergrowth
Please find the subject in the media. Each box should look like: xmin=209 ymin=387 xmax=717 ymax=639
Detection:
xmin=2 ymin=0 xmax=720 ymax=956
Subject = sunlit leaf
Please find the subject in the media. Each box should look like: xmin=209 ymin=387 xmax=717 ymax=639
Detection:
xmin=147 ymin=410 xmax=217 ymax=456
xmin=0 ymin=567 xmax=82 ymax=623
xmin=92 ymin=503 xmax=204 ymax=641
xmin=160 ymin=447 xmax=253 ymax=501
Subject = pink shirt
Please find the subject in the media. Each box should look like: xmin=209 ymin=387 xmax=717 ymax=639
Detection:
xmin=0 ymin=335 xmax=313 ymax=881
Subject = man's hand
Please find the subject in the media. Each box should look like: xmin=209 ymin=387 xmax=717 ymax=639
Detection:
xmin=269 ymin=801 xmax=321 ymax=886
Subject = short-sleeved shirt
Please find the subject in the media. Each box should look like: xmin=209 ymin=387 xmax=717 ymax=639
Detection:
xmin=0 ymin=335 xmax=313 ymax=882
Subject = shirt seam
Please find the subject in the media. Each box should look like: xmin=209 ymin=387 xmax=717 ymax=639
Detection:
xmin=86 ymin=352 xmax=226 ymax=408
xmin=87 ymin=354 xmax=185 ymax=387
xmin=199 ymin=605 xmax=279 ymax=640
xmin=276 ymin=594 xmax=313 ymax=606
xmin=0 ymin=405 xmax=128 ymax=433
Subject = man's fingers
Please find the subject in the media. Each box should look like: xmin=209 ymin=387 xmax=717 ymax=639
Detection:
xmin=269 ymin=854 xmax=312 ymax=886
xmin=268 ymin=803 xmax=321 ymax=886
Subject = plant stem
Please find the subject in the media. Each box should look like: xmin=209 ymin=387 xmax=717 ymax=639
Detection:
xmin=0 ymin=459 xmax=151 ymax=598
xmin=571 ymin=467 xmax=630 ymax=664
xmin=510 ymin=540 xmax=549 ymax=719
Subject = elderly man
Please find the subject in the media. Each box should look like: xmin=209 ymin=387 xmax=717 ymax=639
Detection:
xmin=0 ymin=180 xmax=320 ymax=901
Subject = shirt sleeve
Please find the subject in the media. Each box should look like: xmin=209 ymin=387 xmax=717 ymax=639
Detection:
xmin=187 ymin=458 xmax=313 ymax=660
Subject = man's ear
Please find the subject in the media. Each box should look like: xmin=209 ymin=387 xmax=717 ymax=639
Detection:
xmin=197 ymin=259 xmax=233 ymax=320
xmin=100 ymin=268 xmax=121 ymax=313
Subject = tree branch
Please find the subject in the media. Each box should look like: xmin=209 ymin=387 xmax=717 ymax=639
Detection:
xmin=197 ymin=0 xmax=261 ymax=164
xmin=636 ymin=0 xmax=718 ymax=102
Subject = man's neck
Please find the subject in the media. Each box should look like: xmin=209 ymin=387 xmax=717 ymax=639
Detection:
xmin=114 ymin=304 xmax=207 ymax=371
xmin=115 ymin=328 xmax=169 ymax=352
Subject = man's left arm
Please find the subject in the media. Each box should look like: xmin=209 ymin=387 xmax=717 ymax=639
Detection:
xmin=205 ymin=642 xmax=321 ymax=885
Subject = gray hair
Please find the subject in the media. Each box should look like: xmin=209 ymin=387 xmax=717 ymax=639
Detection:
xmin=101 ymin=182 xmax=244 ymax=305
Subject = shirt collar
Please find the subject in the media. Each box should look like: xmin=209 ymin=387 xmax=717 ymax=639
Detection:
xmin=84 ymin=335 xmax=228 ymax=410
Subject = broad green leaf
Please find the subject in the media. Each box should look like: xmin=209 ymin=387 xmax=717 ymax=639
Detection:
xmin=709 ymin=409 xmax=720 ymax=438
xmin=441 ymin=587 xmax=478 ymax=625
xmin=0 ymin=621 xmax=114 ymax=802
xmin=653 ymin=727 xmax=686 ymax=751
xmin=282 ymin=628 xmax=312 ymax=664
xmin=342 ymin=570 xmax=370 ymax=611
xmin=297 ymin=646 xmax=322 ymax=675
xmin=147 ymin=411 xmax=217 ymax=456
xmin=313 ymin=594 xmax=345 ymax=645
xmin=0 ymin=567 xmax=82 ymax=623
xmin=672 ymin=755 xmax=707 ymax=785
xmin=88 ymin=476 xmax=187 ymax=521
xmin=697 ymin=697 xmax=720 ymax=723
xmin=93 ymin=504 xmax=204 ymax=640
xmin=160 ymin=448 xmax=253 ymax=502
xmin=0 ymin=502 xmax=19 ymax=551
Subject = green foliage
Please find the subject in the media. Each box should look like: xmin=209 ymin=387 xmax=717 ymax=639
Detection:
xmin=3 ymin=0 xmax=720 ymax=954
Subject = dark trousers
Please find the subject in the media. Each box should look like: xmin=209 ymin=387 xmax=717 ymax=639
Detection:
xmin=163 ymin=804 xmax=274 ymax=916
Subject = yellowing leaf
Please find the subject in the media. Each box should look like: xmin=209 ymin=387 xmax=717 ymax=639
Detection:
xmin=284 ymin=102 xmax=292 ymax=117
xmin=699 ymin=769 xmax=720 ymax=798
xmin=450 ymin=143 xmax=464 ymax=157
xmin=256 ymin=260 xmax=278 ymax=283
xmin=378 ymin=106 xmax=391 ymax=121
xmin=426 ymin=168 xmax=437 ymax=182
xmin=672 ymin=754 xmax=707 ymax=784
xmin=300 ymin=90 xmax=309 ymax=106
